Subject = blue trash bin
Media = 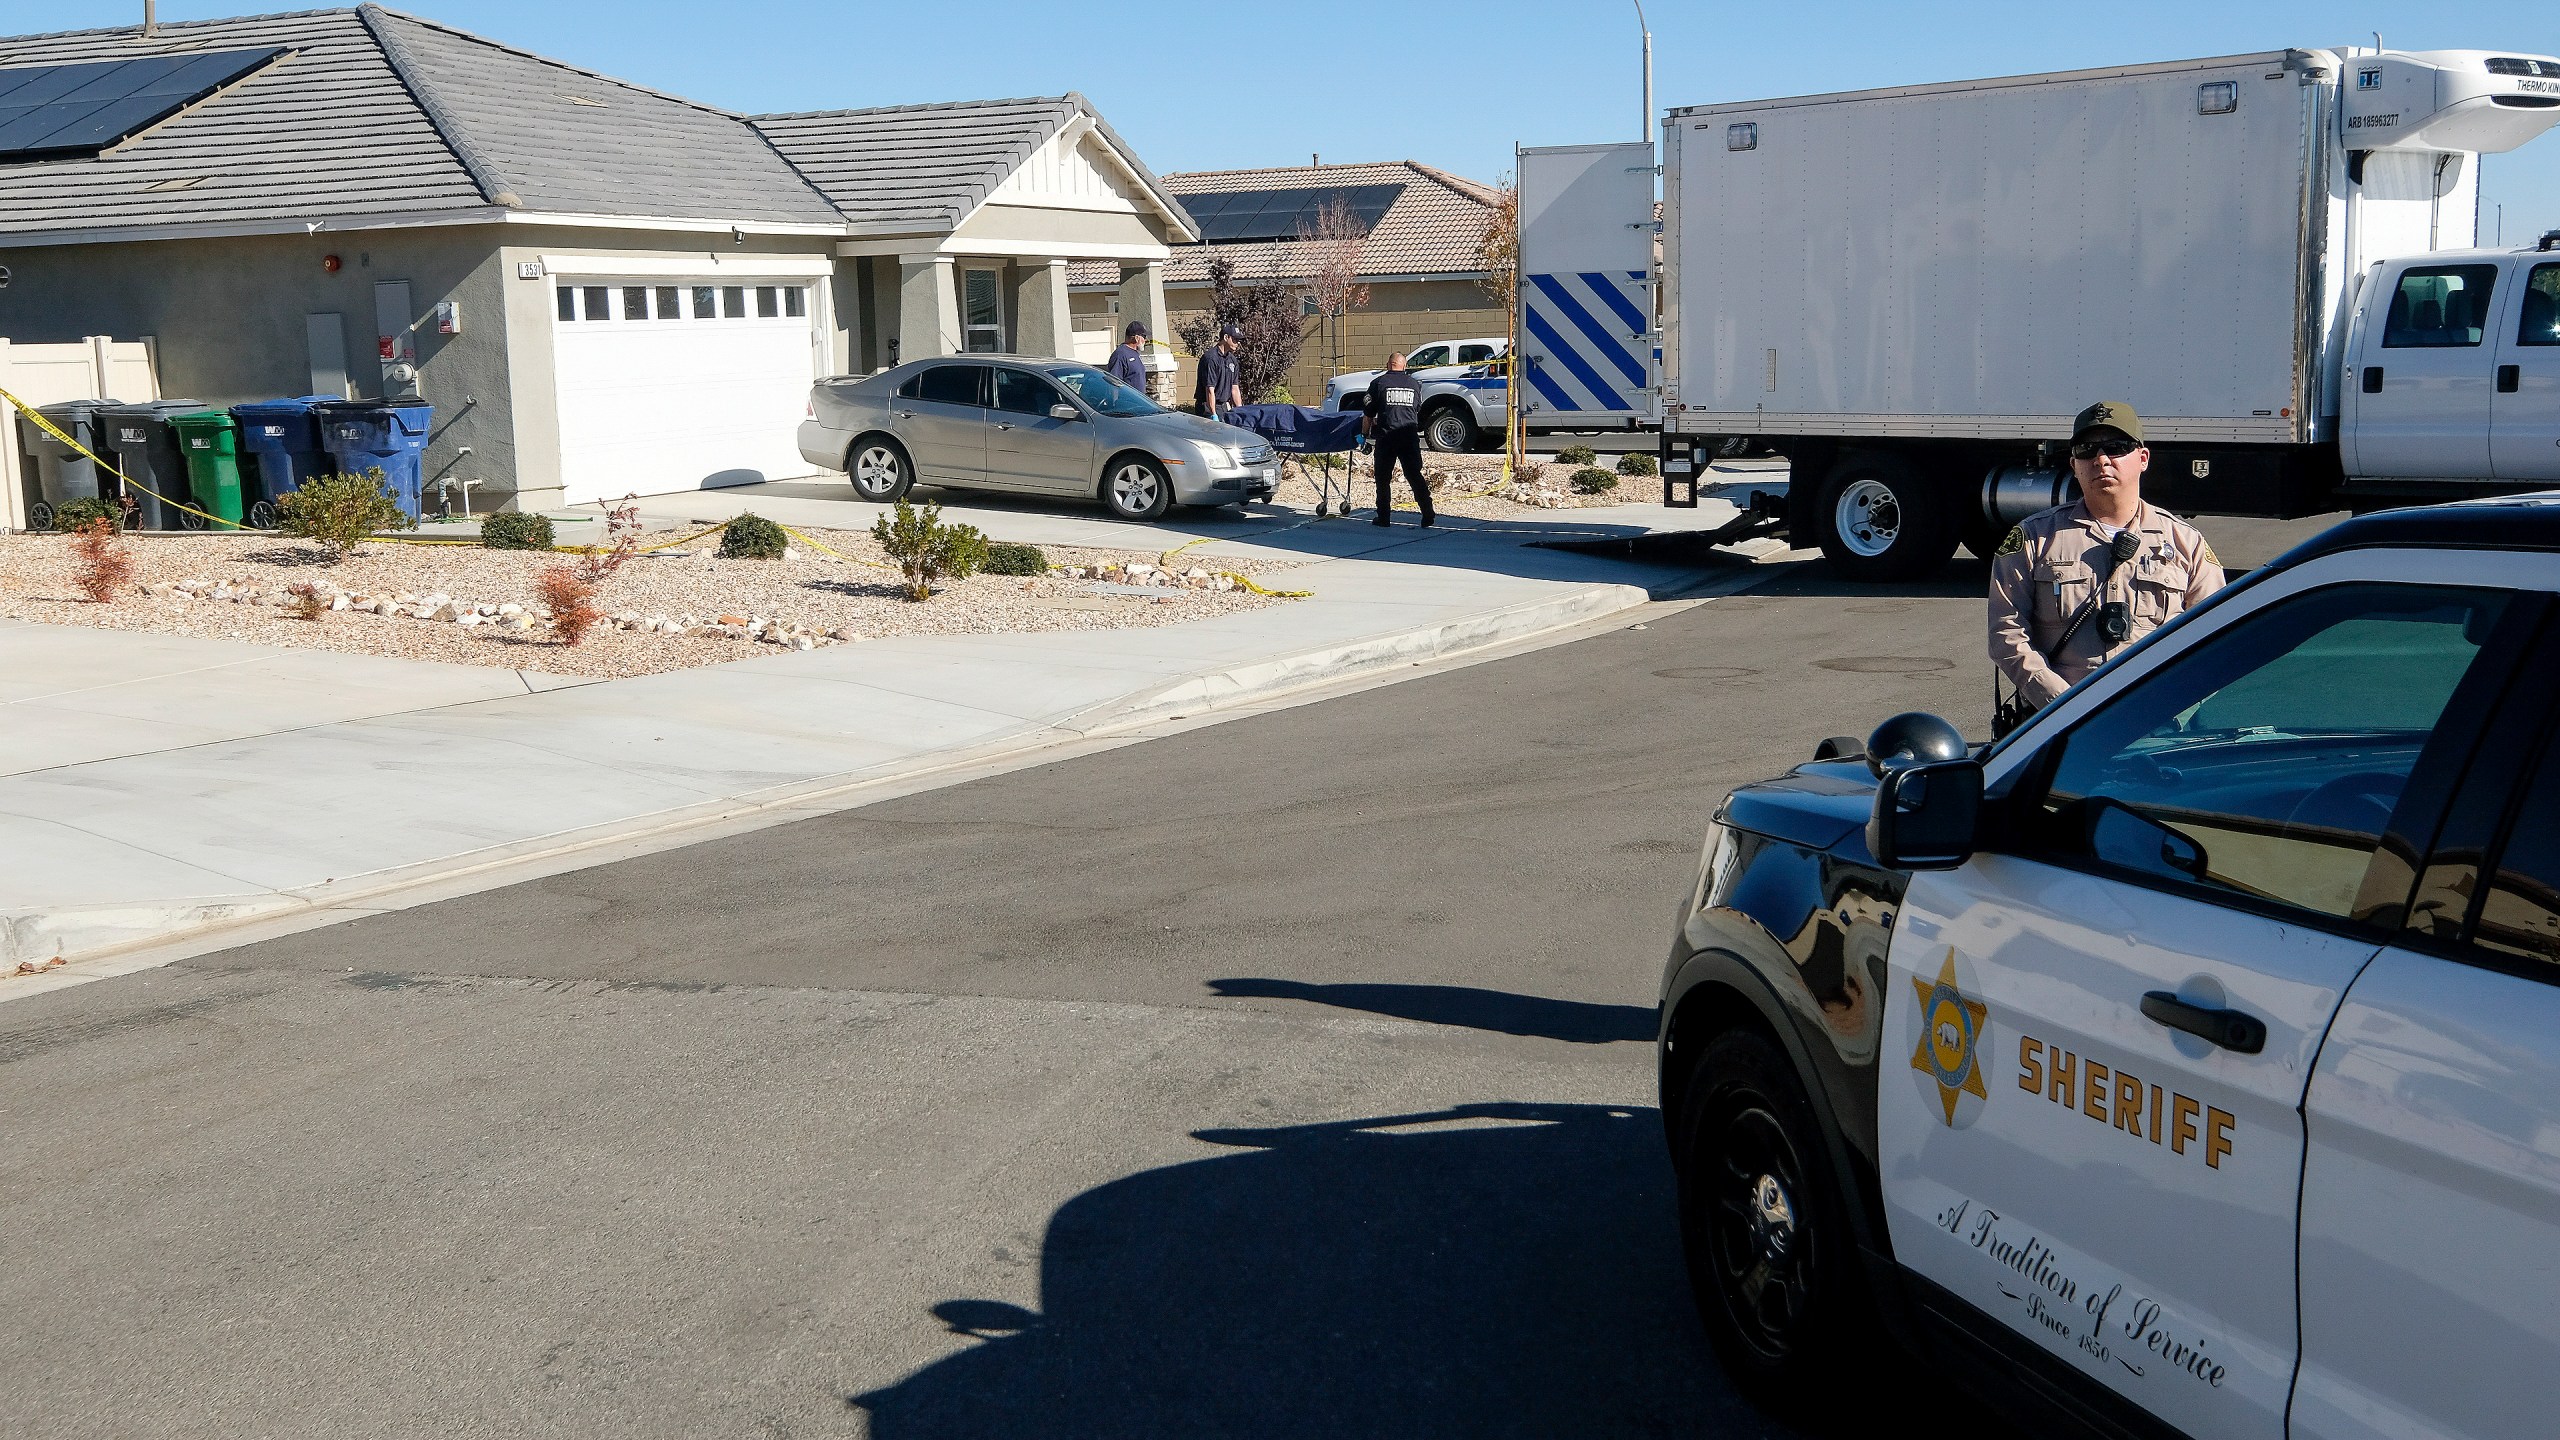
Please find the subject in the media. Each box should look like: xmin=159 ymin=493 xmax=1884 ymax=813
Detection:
xmin=230 ymin=395 xmax=338 ymax=529
xmin=316 ymin=398 xmax=432 ymax=521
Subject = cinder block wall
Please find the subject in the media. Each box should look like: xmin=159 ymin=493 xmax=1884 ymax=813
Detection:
xmin=1156 ymin=278 xmax=1505 ymax=407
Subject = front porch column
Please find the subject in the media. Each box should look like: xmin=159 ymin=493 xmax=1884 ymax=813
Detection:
xmin=897 ymin=254 xmax=960 ymax=362
xmin=1117 ymin=260 xmax=1172 ymax=403
xmin=1012 ymin=259 xmax=1074 ymax=360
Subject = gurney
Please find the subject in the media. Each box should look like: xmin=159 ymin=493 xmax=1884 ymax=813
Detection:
xmin=1220 ymin=403 xmax=1367 ymax=516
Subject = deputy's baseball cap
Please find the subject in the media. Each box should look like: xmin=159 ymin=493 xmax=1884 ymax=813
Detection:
xmin=1220 ymin=323 xmax=1244 ymax=342
xmin=2071 ymin=400 xmax=2144 ymax=444
xmin=1124 ymin=320 xmax=1149 ymax=340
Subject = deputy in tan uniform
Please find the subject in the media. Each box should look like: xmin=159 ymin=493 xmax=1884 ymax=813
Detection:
xmin=1989 ymin=402 xmax=2225 ymax=722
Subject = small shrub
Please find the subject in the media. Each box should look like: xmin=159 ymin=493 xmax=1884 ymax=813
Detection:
xmin=51 ymin=496 xmax=124 ymax=532
xmin=871 ymin=499 xmax=989 ymax=601
xmin=276 ymin=468 xmax=413 ymax=562
xmin=719 ymin=512 xmax=788 ymax=560
xmin=535 ymin=565 xmax=601 ymax=645
xmin=70 ymin=517 xmax=135 ymax=603
xmin=1555 ymin=444 xmax=1598 ymax=466
xmin=479 ymin=509 xmax=555 ymax=551
xmin=1616 ymin=451 xmax=1658 ymax=477
xmin=285 ymin=581 xmax=328 ymax=622
xmin=1570 ymin=467 xmax=1620 ymax=495
xmin=981 ymin=541 xmax=1048 ymax=576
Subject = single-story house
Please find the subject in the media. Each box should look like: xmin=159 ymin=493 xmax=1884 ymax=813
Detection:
xmin=0 ymin=6 xmax=1196 ymax=514
xmin=1069 ymin=160 xmax=1507 ymax=405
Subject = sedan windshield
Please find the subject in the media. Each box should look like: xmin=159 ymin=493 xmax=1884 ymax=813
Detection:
xmin=1048 ymin=364 xmax=1163 ymax=418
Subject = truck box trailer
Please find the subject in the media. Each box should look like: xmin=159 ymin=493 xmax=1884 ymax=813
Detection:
xmin=1644 ymin=47 xmax=2560 ymax=578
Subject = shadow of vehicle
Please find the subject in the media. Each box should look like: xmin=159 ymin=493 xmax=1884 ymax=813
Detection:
xmin=1206 ymin=978 xmax=1656 ymax=1044
xmin=845 ymin=1102 xmax=1774 ymax=1438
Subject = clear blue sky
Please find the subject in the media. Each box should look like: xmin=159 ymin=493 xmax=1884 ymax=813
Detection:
xmin=45 ymin=0 xmax=2560 ymax=243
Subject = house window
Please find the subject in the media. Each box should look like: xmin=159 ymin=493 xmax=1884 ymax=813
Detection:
xmin=722 ymin=286 xmax=746 ymax=318
xmin=656 ymin=285 xmax=682 ymax=319
xmin=756 ymin=285 xmax=780 ymax=318
xmin=784 ymin=286 xmax=807 ymax=318
xmin=962 ymin=268 xmax=1002 ymax=353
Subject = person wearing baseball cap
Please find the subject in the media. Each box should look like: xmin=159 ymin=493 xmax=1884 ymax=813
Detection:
xmin=1107 ymin=320 xmax=1151 ymax=393
xmin=1987 ymin=401 xmax=2225 ymax=735
xmin=1193 ymin=323 xmax=1244 ymax=419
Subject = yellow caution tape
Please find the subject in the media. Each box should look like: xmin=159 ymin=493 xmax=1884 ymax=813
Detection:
xmin=0 ymin=383 xmax=249 ymax=531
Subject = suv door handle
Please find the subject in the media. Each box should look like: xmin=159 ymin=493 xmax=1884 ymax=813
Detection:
xmin=2141 ymin=992 xmax=2267 ymax=1054
xmin=994 ymin=422 xmax=1014 ymax=430
xmin=2499 ymin=364 xmax=2521 ymax=393
xmin=2362 ymin=366 xmax=2385 ymax=393
xmin=894 ymin=410 xmax=915 ymax=419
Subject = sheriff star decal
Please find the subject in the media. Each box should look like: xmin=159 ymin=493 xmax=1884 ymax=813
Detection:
xmin=1911 ymin=951 xmax=1989 ymax=1127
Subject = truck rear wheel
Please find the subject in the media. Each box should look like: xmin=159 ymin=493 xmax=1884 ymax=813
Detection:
xmin=1423 ymin=403 xmax=1478 ymax=453
xmin=1815 ymin=454 xmax=1959 ymax=581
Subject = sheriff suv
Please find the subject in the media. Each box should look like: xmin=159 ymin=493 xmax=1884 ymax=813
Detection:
xmin=1661 ymin=495 xmax=2560 ymax=1439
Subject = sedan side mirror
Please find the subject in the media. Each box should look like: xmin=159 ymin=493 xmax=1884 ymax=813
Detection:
xmin=1868 ymin=758 xmax=1984 ymax=870
xmin=1049 ymin=403 xmax=1081 ymax=422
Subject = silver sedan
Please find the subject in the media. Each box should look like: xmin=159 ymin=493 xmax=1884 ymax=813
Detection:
xmin=798 ymin=356 xmax=1279 ymax=521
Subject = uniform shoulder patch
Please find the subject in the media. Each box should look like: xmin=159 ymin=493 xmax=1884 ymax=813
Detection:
xmin=1993 ymin=525 xmax=2024 ymax=558
xmin=2198 ymin=539 xmax=2220 ymax=568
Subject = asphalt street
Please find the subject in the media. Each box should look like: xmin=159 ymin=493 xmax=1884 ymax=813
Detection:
xmin=0 ymin=513 xmax=2327 ymax=1438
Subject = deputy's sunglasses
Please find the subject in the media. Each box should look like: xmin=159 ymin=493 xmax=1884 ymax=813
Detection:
xmin=2070 ymin=437 xmax=2141 ymax=461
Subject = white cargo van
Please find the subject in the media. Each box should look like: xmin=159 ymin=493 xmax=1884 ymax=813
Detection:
xmin=1637 ymin=48 xmax=2560 ymax=578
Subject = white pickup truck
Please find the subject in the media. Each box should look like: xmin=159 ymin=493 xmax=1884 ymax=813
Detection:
xmin=1322 ymin=337 xmax=1508 ymax=451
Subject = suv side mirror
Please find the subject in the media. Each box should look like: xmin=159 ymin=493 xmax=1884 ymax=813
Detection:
xmin=1868 ymin=759 xmax=1985 ymax=870
xmin=1049 ymin=403 xmax=1081 ymax=421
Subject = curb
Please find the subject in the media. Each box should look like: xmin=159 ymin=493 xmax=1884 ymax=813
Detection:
xmin=2 ymin=580 xmax=1655 ymax=979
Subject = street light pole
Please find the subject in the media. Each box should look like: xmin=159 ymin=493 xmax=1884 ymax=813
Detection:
xmin=1632 ymin=0 xmax=1653 ymax=146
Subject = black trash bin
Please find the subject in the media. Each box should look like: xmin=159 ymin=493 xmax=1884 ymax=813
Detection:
xmin=19 ymin=399 xmax=124 ymax=530
xmin=99 ymin=400 xmax=207 ymax=530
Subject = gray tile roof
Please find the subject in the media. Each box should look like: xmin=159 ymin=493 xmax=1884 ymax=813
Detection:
xmin=0 ymin=4 xmax=837 ymax=239
xmin=1069 ymin=160 xmax=1501 ymax=288
xmin=753 ymin=94 xmax=1194 ymax=240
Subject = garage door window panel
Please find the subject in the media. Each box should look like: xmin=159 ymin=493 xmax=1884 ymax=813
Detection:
xmin=556 ymin=285 xmax=577 ymax=322
xmin=693 ymin=286 xmax=716 ymax=319
xmin=722 ymin=286 xmax=745 ymax=319
xmin=2024 ymin=584 xmax=2518 ymax=923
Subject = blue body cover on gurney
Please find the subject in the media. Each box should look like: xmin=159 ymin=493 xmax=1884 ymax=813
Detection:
xmin=1221 ymin=403 xmax=1365 ymax=454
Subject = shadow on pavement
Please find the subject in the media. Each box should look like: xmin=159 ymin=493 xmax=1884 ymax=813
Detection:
xmin=845 ymin=1103 xmax=1772 ymax=1438
xmin=1206 ymin=978 xmax=1657 ymax=1044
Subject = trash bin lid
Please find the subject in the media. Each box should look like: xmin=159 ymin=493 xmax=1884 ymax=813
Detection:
xmin=230 ymin=395 xmax=337 ymax=420
xmin=100 ymin=400 xmax=207 ymax=420
xmin=35 ymin=398 xmax=124 ymax=423
xmin=168 ymin=409 xmax=238 ymax=432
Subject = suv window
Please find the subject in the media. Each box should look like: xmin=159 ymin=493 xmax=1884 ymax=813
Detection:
xmin=2383 ymin=264 xmax=2500 ymax=348
xmin=1407 ymin=345 xmax=1452 ymax=368
xmin=916 ymin=365 xmax=987 ymax=407
xmin=992 ymin=367 xmax=1064 ymax=416
xmin=2521 ymin=263 xmax=2559 ymax=348
xmin=1457 ymin=343 xmax=1498 ymax=364
xmin=2474 ymin=729 xmax=2560 ymax=967
xmin=2029 ymin=584 xmax=2512 ymax=921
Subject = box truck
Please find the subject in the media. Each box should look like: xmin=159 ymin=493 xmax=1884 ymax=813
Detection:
xmin=1599 ymin=47 xmax=2560 ymax=578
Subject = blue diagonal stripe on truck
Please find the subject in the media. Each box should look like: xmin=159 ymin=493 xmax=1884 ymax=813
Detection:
xmin=1520 ymin=353 xmax=1584 ymax=411
xmin=1528 ymin=273 xmax=1646 ymax=387
xmin=1580 ymin=270 xmax=1650 ymax=337
xmin=1523 ymin=306 xmax=1629 ymax=412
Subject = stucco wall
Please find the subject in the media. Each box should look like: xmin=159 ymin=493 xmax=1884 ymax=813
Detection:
xmin=1153 ymin=277 xmax=1505 ymax=406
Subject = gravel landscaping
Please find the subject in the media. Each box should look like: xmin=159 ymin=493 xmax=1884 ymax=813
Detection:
xmin=0 ymin=526 xmax=1303 ymax=679
xmin=1271 ymin=449 xmax=1664 ymax=519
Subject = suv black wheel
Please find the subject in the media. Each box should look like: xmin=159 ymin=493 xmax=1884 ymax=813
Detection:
xmin=1816 ymin=452 xmax=1959 ymax=582
xmin=1423 ymin=403 xmax=1478 ymax=453
xmin=1676 ymin=1029 xmax=1880 ymax=1414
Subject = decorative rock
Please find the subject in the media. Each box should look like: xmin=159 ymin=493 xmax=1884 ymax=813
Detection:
xmin=1185 ymin=566 xmax=1209 ymax=580
xmin=791 ymin=635 xmax=814 ymax=651
xmin=716 ymin=614 xmax=747 ymax=627
xmin=329 ymin=595 xmax=351 ymax=611
xmin=431 ymin=602 xmax=460 ymax=621
xmin=829 ymin=626 xmax=860 ymax=641
xmin=782 ymin=547 xmax=799 ymax=562
xmin=456 ymin=613 xmax=484 ymax=627
xmin=497 ymin=603 xmax=523 ymax=618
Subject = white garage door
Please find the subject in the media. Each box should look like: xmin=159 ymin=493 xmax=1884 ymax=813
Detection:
xmin=551 ymin=278 xmax=821 ymax=504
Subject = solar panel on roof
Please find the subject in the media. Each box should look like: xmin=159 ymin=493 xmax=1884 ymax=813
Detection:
xmin=1184 ymin=184 xmax=1404 ymax=244
xmin=0 ymin=46 xmax=284 ymax=163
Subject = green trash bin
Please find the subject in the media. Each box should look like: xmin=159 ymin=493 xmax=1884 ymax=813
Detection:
xmin=167 ymin=409 xmax=246 ymax=529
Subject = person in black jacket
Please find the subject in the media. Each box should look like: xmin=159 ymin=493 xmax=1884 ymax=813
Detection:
xmin=1363 ymin=354 xmax=1434 ymax=528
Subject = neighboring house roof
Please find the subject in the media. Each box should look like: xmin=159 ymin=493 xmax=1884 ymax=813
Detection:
xmin=751 ymin=94 xmax=1195 ymax=240
xmin=1069 ymin=160 xmax=1500 ymax=288
xmin=0 ymin=4 xmax=842 ymax=242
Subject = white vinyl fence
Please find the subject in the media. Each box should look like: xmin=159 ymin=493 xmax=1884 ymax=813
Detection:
xmin=0 ymin=336 xmax=161 ymax=531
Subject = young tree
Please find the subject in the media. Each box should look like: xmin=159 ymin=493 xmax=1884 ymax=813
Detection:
xmin=1174 ymin=255 xmax=1306 ymax=404
xmin=1297 ymin=195 xmax=1372 ymax=384
xmin=1475 ymin=177 xmax=1520 ymax=313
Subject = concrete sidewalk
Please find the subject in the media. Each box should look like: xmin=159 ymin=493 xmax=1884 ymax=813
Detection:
xmin=1 ymin=493 xmax=1769 ymax=971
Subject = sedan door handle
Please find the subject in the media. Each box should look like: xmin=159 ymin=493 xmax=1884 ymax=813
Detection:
xmin=2141 ymin=992 xmax=2267 ymax=1054
xmin=2499 ymin=364 xmax=2521 ymax=394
